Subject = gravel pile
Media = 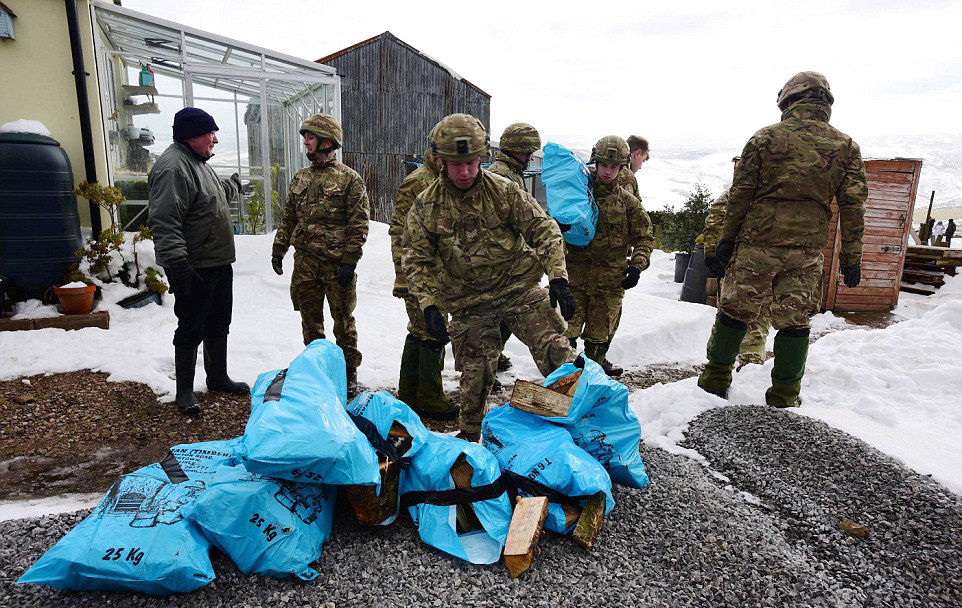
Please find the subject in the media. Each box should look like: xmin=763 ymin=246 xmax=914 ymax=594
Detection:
xmin=2 ymin=405 xmax=959 ymax=607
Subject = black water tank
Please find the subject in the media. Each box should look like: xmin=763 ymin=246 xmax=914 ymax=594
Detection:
xmin=0 ymin=132 xmax=82 ymax=301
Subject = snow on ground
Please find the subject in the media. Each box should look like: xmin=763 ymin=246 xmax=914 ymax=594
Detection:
xmin=3 ymin=221 xmax=962 ymax=504
xmin=0 ymin=495 xmax=101 ymax=522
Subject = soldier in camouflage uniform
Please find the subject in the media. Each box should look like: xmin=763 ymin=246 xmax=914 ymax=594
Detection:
xmin=487 ymin=123 xmax=543 ymax=376
xmin=615 ymin=135 xmax=648 ymax=199
xmin=271 ymin=113 xmax=370 ymax=395
xmin=404 ymin=113 xmax=577 ymax=441
xmin=390 ymin=125 xmax=458 ymax=420
xmin=698 ymin=72 xmax=866 ymax=407
xmin=565 ymin=135 xmax=654 ymax=376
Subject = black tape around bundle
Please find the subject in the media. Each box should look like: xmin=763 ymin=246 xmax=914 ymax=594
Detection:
xmin=159 ymin=451 xmax=188 ymax=484
xmin=348 ymin=412 xmax=411 ymax=470
xmin=399 ymin=470 xmax=596 ymax=509
xmin=500 ymin=470 xmax=596 ymax=507
xmin=262 ymin=368 xmax=288 ymax=403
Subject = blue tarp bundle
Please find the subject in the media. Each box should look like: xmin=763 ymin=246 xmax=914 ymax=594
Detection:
xmin=542 ymin=141 xmax=598 ymax=247
xmin=400 ymin=433 xmax=512 ymax=564
xmin=18 ymin=439 xmax=237 ymax=595
xmin=184 ymin=463 xmax=336 ymax=581
xmin=482 ymin=405 xmax=613 ymax=534
xmin=237 ymin=340 xmax=380 ymax=487
xmin=542 ymin=357 xmax=649 ymax=488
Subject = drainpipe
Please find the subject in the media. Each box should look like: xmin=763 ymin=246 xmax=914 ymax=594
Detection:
xmin=64 ymin=0 xmax=103 ymax=236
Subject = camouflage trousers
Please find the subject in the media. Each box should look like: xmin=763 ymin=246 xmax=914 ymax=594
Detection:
xmin=720 ymin=244 xmax=823 ymax=331
xmin=563 ymin=283 xmax=624 ymax=344
xmin=712 ymin=279 xmax=771 ymax=366
xmin=449 ymin=286 xmax=575 ymax=433
xmin=291 ymin=252 xmax=361 ymax=369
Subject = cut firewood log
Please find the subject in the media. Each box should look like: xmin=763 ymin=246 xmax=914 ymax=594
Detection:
xmin=547 ymin=370 xmax=582 ymax=397
xmin=504 ymin=496 xmax=550 ymax=578
xmin=346 ymin=423 xmax=412 ymax=525
xmin=451 ymin=454 xmax=483 ymax=533
xmin=561 ymin=503 xmax=581 ymax=529
xmin=510 ymin=379 xmax=573 ymax=417
xmin=571 ymin=492 xmax=606 ymax=549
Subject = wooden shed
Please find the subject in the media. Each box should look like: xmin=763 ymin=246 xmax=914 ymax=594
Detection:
xmin=317 ymin=32 xmax=491 ymax=222
xmin=821 ymin=158 xmax=923 ymax=312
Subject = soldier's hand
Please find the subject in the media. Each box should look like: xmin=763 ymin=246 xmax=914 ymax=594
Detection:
xmin=705 ymin=255 xmax=726 ymax=277
xmin=392 ymin=277 xmax=409 ymax=298
xmin=271 ymin=255 xmax=284 ymax=276
xmin=337 ymin=263 xmax=356 ymax=288
xmin=423 ymin=305 xmax=448 ymax=342
xmin=167 ymin=259 xmax=203 ymax=297
xmin=621 ymin=266 xmax=641 ymax=289
xmin=715 ymin=239 xmax=736 ymax=269
xmin=549 ymin=278 xmax=576 ymax=321
xmin=841 ymin=262 xmax=861 ymax=289
xmin=230 ymin=172 xmax=242 ymax=191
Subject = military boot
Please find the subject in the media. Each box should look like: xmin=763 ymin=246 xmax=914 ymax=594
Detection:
xmin=174 ymin=346 xmax=201 ymax=416
xmin=203 ymin=338 xmax=251 ymax=395
xmin=397 ymin=334 xmax=421 ymax=408
xmin=497 ymin=354 xmax=512 ymax=372
xmin=583 ymin=341 xmax=607 ymax=367
xmin=697 ymin=314 xmax=747 ymax=398
xmin=414 ymin=339 xmax=459 ymax=421
xmin=765 ymin=328 xmax=809 ymax=408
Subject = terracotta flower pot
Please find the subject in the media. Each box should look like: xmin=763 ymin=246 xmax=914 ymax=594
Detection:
xmin=53 ymin=285 xmax=96 ymax=315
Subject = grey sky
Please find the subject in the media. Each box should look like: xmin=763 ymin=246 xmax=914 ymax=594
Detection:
xmin=122 ymin=0 xmax=961 ymax=151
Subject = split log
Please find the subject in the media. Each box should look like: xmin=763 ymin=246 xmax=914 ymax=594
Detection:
xmin=503 ymin=496 xmax=549 ymax=578
xmin=510 ymin=379 xmax=573 ymax=417
xmin=451 ymin=454 xmax=483 ymax=533
xmin=345 ymin=423 xmax=413 ymax=525
xmin=571 ymin=492 xmax=606 ymax=549
xmin=561 ymin=503 xmax=581 ymax=530
xmin=547 ymin=370 xmax=582 ymax=397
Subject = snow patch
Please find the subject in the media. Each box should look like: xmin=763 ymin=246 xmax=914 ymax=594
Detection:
xmin=0 ymin=119 xmax=52 ymax=137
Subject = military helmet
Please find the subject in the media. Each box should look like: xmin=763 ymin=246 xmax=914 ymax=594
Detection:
xmin=299 ymin=113 xmax=343 ymax=148
xmin=590 ymin=135 xmax=630 ymax=166
xmin=777 ymin=71 xmax=834 ymax=110
xmin=499 ymin=122 xmax=542 ymax=154
xmin=430 ymin=113 xmax=489 ymax=161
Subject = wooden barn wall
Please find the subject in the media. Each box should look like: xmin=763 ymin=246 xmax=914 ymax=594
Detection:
xmin=324 ymin=37 xmax=491 ymax=222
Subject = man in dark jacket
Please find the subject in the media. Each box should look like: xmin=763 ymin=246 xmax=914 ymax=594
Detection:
xmin=946 ymin=219 xmax=957 ymax=247
xmin=148 ymin=107 xmax=249 ymax=416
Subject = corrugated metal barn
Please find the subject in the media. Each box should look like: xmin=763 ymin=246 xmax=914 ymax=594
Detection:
xmin=317 ymin=32 xmax=491 ymax=222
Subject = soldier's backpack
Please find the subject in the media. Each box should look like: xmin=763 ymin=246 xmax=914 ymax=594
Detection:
xmin=482 ymin=404 xmax=614 ymax=534
xmin=542 ymin=142 xmax=599 ymax=246
xmin=18 ymin=439 xmax=237 ymax=595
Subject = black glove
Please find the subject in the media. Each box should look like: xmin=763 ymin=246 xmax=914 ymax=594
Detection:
xmin=548 ymin=278 xmax=577 ymax=321
xmin=230 ymin=172 xmax=242 ymax=191
xmin=556 ymin=220 xmax=571 ymax=233
xmin=166 ymin=259 xmax=203 ymax=297
xmin=337 ymin=263 xmax=355 ymax=288
xmin=423 ymin=305 xmax=448 ymax=341
xmin=841 ymin=262 xmax=861 ymax=289
xmin=707 ymin=239 xmax=736 ymax=276
xmin=621 ymin=265 xmax=641 ymax=289
xmin=271 ymin=255 xmax=283 ymax=276
xmin=705 ymin=255 xmax=726 ymax=277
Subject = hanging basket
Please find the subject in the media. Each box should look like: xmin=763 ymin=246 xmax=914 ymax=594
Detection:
xmin=53 ymin=285 xmax=96 ymax=315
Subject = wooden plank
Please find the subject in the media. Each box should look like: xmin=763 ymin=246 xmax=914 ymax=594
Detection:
xmin=503 ymin=496 xmax=550 ymax=578
xmin=451 ymin=455 xmax=483 ymax=533
xmin=546 ymin=370 xmax=582 ymax=397
xmin=900 ymin=285 xmax=935 ymax=296
xmin=29 ymin=311 xmax=110 ymax=331
xmin=0 ymin=318 xmax=36 ymax=332
xmin=509 ymin=379 xmax=573 ymax=417
xmin=571 ymin=492 xmax=606 ymax=550
xmin=865 ymin=159 xmax=923 ymax=174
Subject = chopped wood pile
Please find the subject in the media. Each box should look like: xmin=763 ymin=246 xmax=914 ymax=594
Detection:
xmin=900 ymin=245 xmax=962 ymax=296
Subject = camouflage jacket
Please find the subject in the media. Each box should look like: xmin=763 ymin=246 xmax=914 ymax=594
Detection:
xmin=566 ymin=172 xmax=654 ymax=282
xmin=701 ymin=189 xmax=730 ymax=257
xmin=390 ymin=149 xmax=439 ymax=278
xmin=487 ymin=151 xmax=526 ymax=189
xmin=615 ymin=167 xmax=641 ymax=199
xmin=721 ymin=101 xmax=867 ymax=265
xmin=404 ymin=170 xmax=568 ymax=312
xmin=272 ymin=157 xmax=370 ymax=264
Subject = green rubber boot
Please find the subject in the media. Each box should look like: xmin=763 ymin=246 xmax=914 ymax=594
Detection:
xmin=765 ymin=329 xmax=809 ymax=408
xmin=414 ymin=339 xmax=459 ymax=421
xmin=397 ymin=334 xmax=420 ymax=409
xmin=583 ymin=341 xmax=608 ymax=367
xmin=697 ymin=314 xmax=748 ymax=398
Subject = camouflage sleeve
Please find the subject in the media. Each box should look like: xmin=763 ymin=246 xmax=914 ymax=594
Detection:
xmin=836 ymin=141 xmax=868 ymax=266
xmin=404 ymin=199 xmax=441 ymax=311
xmin=702 ymin=191 xmax=730 ymax=257
xmin=341 ymin=173 xmax=370 ymax=265
xmin=626 ymin=193 xmax=654 ymax=270
xmin=721 ymin=136 xmax=762 ymax=242
xmin=271 ymin=185 xmax=298 ymax=258
xmin=390 ymin=177 xmax=420 ymax=278
xmin=508 ymin=186 xmax=568 ymax=281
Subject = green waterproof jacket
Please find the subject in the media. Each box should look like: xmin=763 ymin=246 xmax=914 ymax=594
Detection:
xmin=272 ymin=157 xmax=370 ymax=265
xmin=404 ymin=169 xmax=568 ymax=313
xmin=721 ymin=101 xmax=867 ymax=265
xmin=148 ymin=142 xmax=240 ymax=269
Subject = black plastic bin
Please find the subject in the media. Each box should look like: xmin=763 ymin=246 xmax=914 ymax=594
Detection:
xmin=680 ymin=244 xmax=708 ymax=304
xmin=673 ymin=251 xmax=692 ymax=283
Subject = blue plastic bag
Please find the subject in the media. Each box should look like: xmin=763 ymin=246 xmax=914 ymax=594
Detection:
xmin=18 ymin=439 xmax=237 ymax=595
xmin=543 ymin=358 xmax=649 ymax=489
xmin=542 ymin=141 xmax=598 ymax=246
xmin=184 ymin=463 xmax=335 ymax=580
xmin=237 ymin=340 xmax=380 ymax=486
xmin=400 ymin=433 xmax=511 ymax=564
xmin=482 ymin=404 xmax=613 ymax=534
